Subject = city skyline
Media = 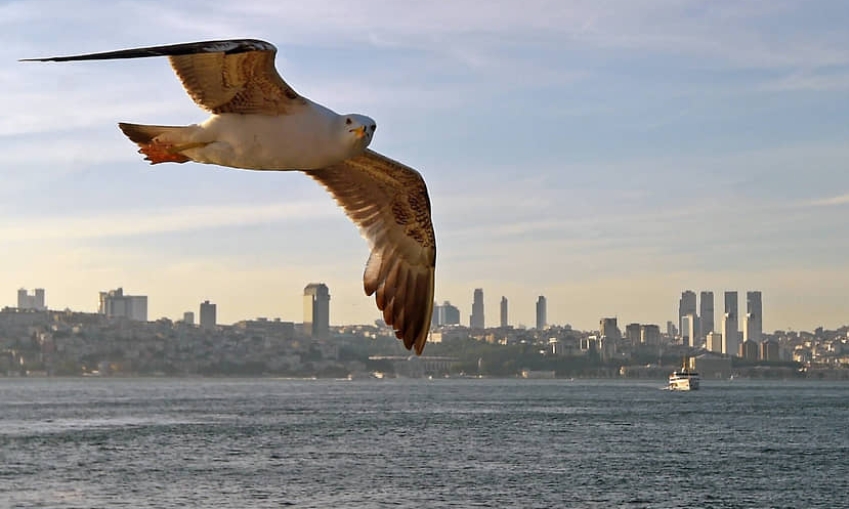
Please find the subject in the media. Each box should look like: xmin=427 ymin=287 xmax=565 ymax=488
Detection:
xmin=7 ymin=284 xmax=818 ymax=337
xmin=3 ymin=2 xmax=849 ymax=332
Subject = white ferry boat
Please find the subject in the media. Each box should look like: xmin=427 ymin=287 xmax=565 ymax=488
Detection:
xmin=668 ymin=360 xmax=700 ymax=391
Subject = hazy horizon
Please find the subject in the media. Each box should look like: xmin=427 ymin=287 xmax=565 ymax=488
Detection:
xmin=3 ymin=0 xmax=849 ymax=332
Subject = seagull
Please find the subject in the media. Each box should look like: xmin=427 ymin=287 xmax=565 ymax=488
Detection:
xmin=22 ymin=39 xmax=436 ymax=354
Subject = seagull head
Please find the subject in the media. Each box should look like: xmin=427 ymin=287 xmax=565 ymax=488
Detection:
xmin=341 ymin=114 xmax=377 ymax=151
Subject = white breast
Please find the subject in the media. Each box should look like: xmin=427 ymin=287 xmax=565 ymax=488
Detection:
xmin=192 ymin=99 xmax=351 ymax=170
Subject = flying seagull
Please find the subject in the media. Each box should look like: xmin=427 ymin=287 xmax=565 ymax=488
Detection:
xmin=22 ymin=39 xmax=436 ymax=354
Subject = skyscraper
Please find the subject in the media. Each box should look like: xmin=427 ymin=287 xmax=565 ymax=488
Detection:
xmin=199 ymin=300 xmax=216 ymax=330
xmin=500 ymin=296 xmax=508 ymax=328
xmin=699 ymin=291 xmax=714 ymax=337
xmin=722 ymin=291 xmax=739 ymax=356
xmin=183 ymin=311 xmax=195 ymax=326
xmin=678 ymin=290 xmax=697 ymax=339
xmin=744 ymin=291 xmax=763 ymax=343
xmin=535 ymin=296 xmax=547 ymax=330
xmin=470 ymin=288 xmax=485 ymax=329
xmin=303 ymin=283 xmax=331 ymax=338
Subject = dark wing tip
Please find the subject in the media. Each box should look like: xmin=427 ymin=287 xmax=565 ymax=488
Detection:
xmin=376 ymin=263 xmax=434 ymax=356
xmin=19 ymin=38 xmax=277 ymax=63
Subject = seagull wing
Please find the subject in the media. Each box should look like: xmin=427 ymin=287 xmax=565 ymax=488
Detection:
xmin=307 ymin=150 xmax=436 ymax=354
xmin=21 ymin=39 xmax=302 ymax=115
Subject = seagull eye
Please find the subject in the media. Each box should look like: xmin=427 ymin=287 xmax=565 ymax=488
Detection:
xmin=370 ymin=124 xmax=376 ymax=131
xmin=345 ymin=118 xmax=352 ymax=125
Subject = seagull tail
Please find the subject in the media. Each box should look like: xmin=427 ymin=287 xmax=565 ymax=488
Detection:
xmin=117 ymin=122 xmax=192 ymax=164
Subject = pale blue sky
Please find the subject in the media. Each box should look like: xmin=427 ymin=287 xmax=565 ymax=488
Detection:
xmin=2 ymin=0 xmax=849 ymax=332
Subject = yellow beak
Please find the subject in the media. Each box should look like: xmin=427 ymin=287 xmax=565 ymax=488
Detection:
xmin=352 ymin=126 xmax=366 ymax=139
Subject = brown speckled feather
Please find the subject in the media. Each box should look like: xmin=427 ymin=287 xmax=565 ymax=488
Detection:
xmin=168 ymin=46 xmax=303 ymax=114
xmin=307 ymin=149 xmax=436 ymax=354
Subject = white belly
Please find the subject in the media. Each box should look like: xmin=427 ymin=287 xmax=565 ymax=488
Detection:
xmin=185 ymin=103 xmax=351 ymax=170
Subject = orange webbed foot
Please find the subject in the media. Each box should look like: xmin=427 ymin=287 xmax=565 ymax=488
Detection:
xmin=138 ymin=141 xmax=191 ymax=165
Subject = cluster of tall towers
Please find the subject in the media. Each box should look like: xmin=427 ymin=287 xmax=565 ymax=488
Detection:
xmin=431 ymin=289 xmax=548 ymax=330
xmin=678 ymin=290 xmax=763 ymax=354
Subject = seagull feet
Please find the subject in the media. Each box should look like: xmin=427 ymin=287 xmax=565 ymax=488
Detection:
xmin=138 ymin=141 xmax=192 ymax=165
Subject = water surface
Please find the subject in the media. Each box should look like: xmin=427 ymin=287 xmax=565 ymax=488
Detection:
xmin=1 ymin=378 xmax=847 ymax=508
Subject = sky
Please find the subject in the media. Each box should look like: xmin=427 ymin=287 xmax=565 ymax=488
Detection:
xmin=2 ymin=0 xmax=849 ymax=333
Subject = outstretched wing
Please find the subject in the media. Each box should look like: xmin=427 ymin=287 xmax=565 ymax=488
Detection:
xmin=307 ymin=150 xmax=436 ymax=354
xmin=21 ymin=39 xmax=304 ymax=115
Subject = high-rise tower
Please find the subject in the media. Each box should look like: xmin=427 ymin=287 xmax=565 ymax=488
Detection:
xmin=678 ymin=290 xmax=698 ymax=339
xmin=722 ymin=291 xmax=739 ymax=356
xmin=535 ymin=296 xmax=547 ymax=330
xmin=199 ymin=300 xmax=216 ymax=330
xmin=744 ymin=291 xmax=763 ymax=343
xmin=304 ymin=283 xmax=331 ymax=338
xmin=470 ymin=289 xmax=485 ymax=329
xmin=500 ymin=296 xmax=508 ymax=328
xmin=699 ymin=291 xmax=714 ymax=337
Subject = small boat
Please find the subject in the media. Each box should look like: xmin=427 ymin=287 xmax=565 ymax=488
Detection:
xmin=668 ymin=359 xmax=700 ymax=391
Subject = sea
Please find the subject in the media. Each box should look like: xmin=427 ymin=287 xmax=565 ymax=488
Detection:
xmin=0 ymin=377 xmax=847 ymax=509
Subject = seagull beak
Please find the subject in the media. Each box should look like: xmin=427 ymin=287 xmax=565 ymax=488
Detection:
xmin=351 ymin=126 xmax=366 ymax=139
